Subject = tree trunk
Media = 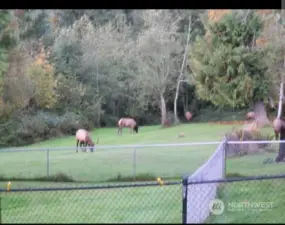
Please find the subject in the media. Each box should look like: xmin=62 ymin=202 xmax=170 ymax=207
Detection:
xmin=174 ymin=81 xmax=181 ymax=124
xmin=276 ymin=57 xmax=285 ymax=162
xmin=160 ymin=93 xmax=167 ymax=126
xmin=277 ymin=81 xmax=283 ymax=119
xmin=174 ymin=15 xmax=192 ymax=124
xmin=276 ymin=124 xmax=285 ymax=162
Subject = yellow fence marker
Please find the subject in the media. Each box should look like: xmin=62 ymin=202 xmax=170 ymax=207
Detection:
xmin=156 ymin=177 xmax=164 ymax=186
xmin=7 ymin=181 xmax=11 ymax=192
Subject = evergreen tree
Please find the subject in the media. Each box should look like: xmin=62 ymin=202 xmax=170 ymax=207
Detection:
xmin=190 ymin=11 xmax=270 ymax=109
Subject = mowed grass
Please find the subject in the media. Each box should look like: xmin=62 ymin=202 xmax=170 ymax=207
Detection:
xmin=0 ymin=123 xmax=284 ymax=183
xmin=1 ymin=183 xmax=181 ymax=223
xmin=207 ymin=178 xmax=285 ymax=223
xmin=1 ymin=123 xmax=285 ymax=223
xmin=0 ymin=123 xmax=230 ymax=183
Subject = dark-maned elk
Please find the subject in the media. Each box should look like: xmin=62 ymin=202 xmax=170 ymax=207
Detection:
xmin=75 ymin=129 xmax=99 ymax=153
xmin=246 ymin=111 xmax=255 ymax=120
xmin=252 ymin=102 xmax=285 ymax=140
xmin=118 ymin=118 xmax=139 ymax=136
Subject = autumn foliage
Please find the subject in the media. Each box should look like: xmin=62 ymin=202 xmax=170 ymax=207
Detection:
xmin=26 ymin=45 xmax=57 ymax=109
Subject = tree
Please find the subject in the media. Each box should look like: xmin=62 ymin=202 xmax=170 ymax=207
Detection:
xmin=25 ymin=45 xmax=57 ymax=109
xmin=190 ymin=11 xmax=270 ymax=110
xmin=259 ymin=10 xmax=285 ymax=162
xmin=0 ymin=10 xmax=21 ymax=117
xmin=135 ymin=10 xmax=183 ymax=125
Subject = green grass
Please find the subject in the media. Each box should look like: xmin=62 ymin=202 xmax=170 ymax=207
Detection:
xmin=0 ymin=124 xmax=230 ymax=183
xmin=1 ymin=183 xmax=181 ymax=223
xmin=206 ymin=178 xmax=285 ymax=223
xmin=1 ymin=123 xmax=283 ymax=183
xmin=1 ymin=123 xmax=285 ymax=223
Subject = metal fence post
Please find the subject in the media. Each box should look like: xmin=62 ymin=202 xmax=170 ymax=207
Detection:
xmin=182 ymin=177 xmax=188 ymax=224
xmin=0 ymin=193 xmax=2 ymax=224
xmin=46 ymin=149 xmax=50 ymax=177
xmin=133 ymin=148 xmax=136 ymax=181
xmin=223 ymin=139 xmax=227 ymax=178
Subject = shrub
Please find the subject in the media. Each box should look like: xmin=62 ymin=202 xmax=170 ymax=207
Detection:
xmin=225 ymin=128 xmax=274 ymax=157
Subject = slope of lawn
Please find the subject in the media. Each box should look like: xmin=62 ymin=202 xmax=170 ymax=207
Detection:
xmin=0 ymin=123 xmax=229 ymax=183
xmin=1 ymin=122 xmax=285 ymax=223
xmin=206 ymin=178 xmax=285 ymax=223
xmin=1 ymin=183 xmax=182 ymax=223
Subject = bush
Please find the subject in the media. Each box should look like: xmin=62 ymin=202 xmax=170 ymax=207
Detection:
xmin=0 ymin=110 xmax=95 ymax=147
xmin=225 ymin=129 xmax=274 ymax=157
xmin=0 ymin=172 xmax=74 ymax=182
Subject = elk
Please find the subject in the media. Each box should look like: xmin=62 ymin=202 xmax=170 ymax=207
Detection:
xmin=252 ymin=102 xmax=284 ymax=140
xmin=246 ymin=111 xmax=255 ymax=120
xmin=75 ymin=129 xmax=99 ymax=153
xmin=118 ymin=118 xmax=139 ymax=136
xmin=185 ymin=111 xmax=192 ymax=121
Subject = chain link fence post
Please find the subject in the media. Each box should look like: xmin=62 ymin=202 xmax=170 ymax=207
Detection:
xmin=182 ymin=177 xmax=188 ymax=224
xmin=133 ymin=148 xmax=136 ymax=181
xmin=46 ymin=149 xmax=50 ymax=177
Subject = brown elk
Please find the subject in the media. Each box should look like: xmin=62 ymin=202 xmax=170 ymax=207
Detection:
xmin=185 ymin=111 xmax=192 ymax=121
xmin=246 ymin=111 xmax=255 ymax=120
xmin=252 ymin=102 xmax=285 ymax=140
xmin=273 ymin=118 xmax=285 ymax=140
xmin=75 ymin=129 xmax=99 ymax=153
xmin=118 ymin=118 xmax=138 ymax=136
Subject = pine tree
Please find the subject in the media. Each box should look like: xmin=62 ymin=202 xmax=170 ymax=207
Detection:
xmin=190 ymin=11 xmax=270 ymax=109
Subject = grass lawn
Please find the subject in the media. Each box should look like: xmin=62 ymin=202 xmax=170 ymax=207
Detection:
xmin=1 ymin=183 xmax=181 ymax=223
xmin=0 ymin=123 xmax=229 ymax=183
xmin=206 ymin=178 xmax=285 ymax=223
xmin=1 ymin=123 xmax=283 ymax=183
xmin=1 ymin=122 xmax=285 ymax=223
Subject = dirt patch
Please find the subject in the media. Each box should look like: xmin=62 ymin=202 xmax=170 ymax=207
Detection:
xmin=209 ymin=120 xmax=246 ymax=125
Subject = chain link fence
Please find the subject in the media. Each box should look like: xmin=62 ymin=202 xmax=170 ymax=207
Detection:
xmin=0 ymin=181 xmax=181 ymax=223
xmin=183 ymin=174 xmax=285 ymax=224
xmin=0 ymin=142 xmax=221 ymax=182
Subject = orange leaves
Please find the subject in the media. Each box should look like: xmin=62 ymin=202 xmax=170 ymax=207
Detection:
xmin=256 ymin=38 xmax=268 ymax=47
xmin=26 ymin=44 xmax=57 ymax=109
xmin=207 ymin=10 xmax=231 ymax=22
xmin=256 ymin=10 xmax=272 ymax=16
xmin=34 ymin=46 xmax=53 ymax=73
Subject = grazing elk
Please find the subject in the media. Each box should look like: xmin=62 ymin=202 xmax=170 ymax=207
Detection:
xmin=185 ymin=111 xmax=192 ymax=121
xmin=75 ymin=129 xmax=99 ymax=153
xmin=246 ymin=111 xmax=255 ymax=120
xmin=273 ymin=118 xmax=285 ymax=140
xmin=118 ymin=118 xmax=138 ymax=136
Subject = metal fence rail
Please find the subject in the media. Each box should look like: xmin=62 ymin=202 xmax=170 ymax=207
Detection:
xmin=0 ymin=181 xmax=181 ymax=223
xmin=0 ymin=139 xmax=284 ymax=182
xmin=0 ymin=142 xmax=223 ymax=182
xmin=182 ymin=174 xmax=285 ymax=224
xmin=2 ymin=140 xmax=285 ymax=152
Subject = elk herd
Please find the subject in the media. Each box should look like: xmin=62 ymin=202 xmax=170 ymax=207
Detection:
xmin=75 ymin=117 xmax=139 ymax=153
xmin=75 ymin=105 xmax=283 ymax=153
